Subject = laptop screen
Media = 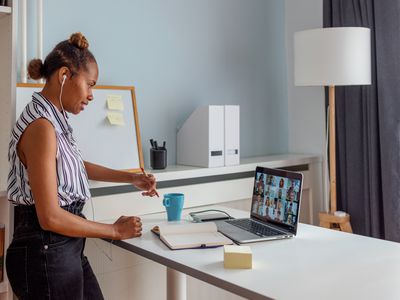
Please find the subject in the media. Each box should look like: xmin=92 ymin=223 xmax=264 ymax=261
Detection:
xmin=251 ymin=167 xmax=303 ymax=232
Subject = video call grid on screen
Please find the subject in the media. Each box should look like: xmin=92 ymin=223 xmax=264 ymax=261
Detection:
xmin=251 ymin=172 xmax=301 ymax=227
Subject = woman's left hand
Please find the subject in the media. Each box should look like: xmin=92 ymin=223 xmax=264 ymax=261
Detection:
xmin=133 ymin=173 xmax=159 ymax=197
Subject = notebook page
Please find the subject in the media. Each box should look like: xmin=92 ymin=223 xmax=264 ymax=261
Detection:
xmin=161 ymin=231 xmax=232 ymax=249
xmin=159 ymin=222 xmax=217 ymax=235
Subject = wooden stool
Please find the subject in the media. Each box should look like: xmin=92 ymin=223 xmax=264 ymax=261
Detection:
xmin=319 ymin=212 xmax=353 ymax=233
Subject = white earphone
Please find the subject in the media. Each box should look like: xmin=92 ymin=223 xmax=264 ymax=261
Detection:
xmin=59 ymin=74 xmax=68 ymax=121
xmin=61 ymin=74 xmax=67 ymax=87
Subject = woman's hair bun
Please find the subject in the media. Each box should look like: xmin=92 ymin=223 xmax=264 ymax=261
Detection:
xmin=69 ymin=32 xmax=89 ymax=50
xmin=27 ymin=58 xmax=44 ymax=80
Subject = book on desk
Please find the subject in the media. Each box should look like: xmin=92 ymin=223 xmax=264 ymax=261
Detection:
xmin=152 ymin=222 xmax=233 ymax=250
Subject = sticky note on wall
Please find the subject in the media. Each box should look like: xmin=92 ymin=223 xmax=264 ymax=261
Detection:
xmin=106 ymin=94 xmax=124 ymax=111
xmin=107 ymin=112 xmax=125 ymax=126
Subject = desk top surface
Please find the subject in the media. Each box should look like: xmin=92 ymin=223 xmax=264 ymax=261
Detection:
xmin=110 ymin=206 xmax=400 ymax=300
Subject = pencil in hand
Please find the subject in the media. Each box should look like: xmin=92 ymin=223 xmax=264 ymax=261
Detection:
xmin=141 ymin=167 xmax=160 ymax=197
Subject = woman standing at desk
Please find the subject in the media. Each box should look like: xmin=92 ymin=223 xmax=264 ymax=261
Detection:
xmin=6 ymin=32 xmax=157 ymax=300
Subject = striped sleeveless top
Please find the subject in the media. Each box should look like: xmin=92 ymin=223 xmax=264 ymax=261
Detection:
xmin=7 ymin=92 xmax=91 ymax=206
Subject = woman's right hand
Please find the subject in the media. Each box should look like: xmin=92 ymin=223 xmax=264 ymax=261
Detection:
xmin=113 ymin=216 xmax=142 ymax=240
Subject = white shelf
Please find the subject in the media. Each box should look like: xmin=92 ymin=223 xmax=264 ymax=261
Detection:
xmin=0 ymin=280 xmax=8 ymax=293
xmin=89 ymin=153 xmax=321 ymax=188
xmin=0 ymin=6 xmax=11 ymax=15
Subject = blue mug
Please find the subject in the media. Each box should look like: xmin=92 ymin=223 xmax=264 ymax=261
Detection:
xmin=163 ymin=193 xmax=184 ymax=221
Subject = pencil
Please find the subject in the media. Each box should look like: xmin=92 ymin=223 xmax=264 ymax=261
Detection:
xmin=141 ymin=168 xmax=160 ymax=197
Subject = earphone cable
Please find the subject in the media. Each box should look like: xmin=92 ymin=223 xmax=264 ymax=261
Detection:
xmin=59 ymin=76 xmax=68 ymax=122
xmin=59 ymin=76 xmax=114 ymax=261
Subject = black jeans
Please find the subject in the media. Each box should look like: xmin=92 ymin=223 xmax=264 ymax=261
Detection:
xmin=6 ymin=202 xmax=104 ymax=300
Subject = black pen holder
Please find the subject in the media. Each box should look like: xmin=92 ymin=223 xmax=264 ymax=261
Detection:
xmin=150 ymin=148 xmax=167 ymax=169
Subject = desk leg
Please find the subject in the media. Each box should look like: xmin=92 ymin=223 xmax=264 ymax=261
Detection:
xmin=167 ymin=268 xmax=187 ymax=300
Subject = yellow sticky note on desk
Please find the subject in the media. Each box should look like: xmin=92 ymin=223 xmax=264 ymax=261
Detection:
xmin=107 ymin=112 xmax=125 ymax=126
xmin=224 ymin=245 xmax=252 ymax=269
xmin=106 ymin=94 xmax=124 ymax=111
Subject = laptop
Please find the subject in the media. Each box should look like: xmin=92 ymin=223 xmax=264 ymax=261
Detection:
xmin=216 ymin=166 xmax=303 ymax=243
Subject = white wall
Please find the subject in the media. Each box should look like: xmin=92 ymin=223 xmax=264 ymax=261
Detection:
xmin=285 ymin=0 xmax=328 ymax=209
xmin=285 ymin=0 xmax=324 ymax=154
xmin=21 ymin=0 xmax=289 ymax=166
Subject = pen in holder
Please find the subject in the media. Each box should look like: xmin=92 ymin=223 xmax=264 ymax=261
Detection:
xmin=150 ymin=139 xmax=167 ymax=169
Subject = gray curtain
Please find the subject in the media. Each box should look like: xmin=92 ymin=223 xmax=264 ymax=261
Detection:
xmin=324 ymin=0 xmax=400 ymax=242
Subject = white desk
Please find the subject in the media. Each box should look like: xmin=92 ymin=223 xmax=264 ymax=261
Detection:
xmin=110 ymin=206 xmax=400 ymax=300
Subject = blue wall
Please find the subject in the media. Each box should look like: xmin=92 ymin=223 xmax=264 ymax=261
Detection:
xmin=25 ymin=0 xmax=288 ymax=167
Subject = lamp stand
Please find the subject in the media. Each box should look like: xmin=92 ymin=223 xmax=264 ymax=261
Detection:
xmin=319 ymin=86 xmax=353 ymax=233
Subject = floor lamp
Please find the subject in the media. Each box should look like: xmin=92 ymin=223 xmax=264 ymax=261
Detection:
xmin=294 ymin=27 xmax=371 ymax=232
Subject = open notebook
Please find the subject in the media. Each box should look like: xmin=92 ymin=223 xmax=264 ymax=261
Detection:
xmin=152 ymin=222 xmax=233 ymax=250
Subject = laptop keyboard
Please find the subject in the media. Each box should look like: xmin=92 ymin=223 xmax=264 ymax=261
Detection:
xmin=226 ymin=219 xmax=283 ymax=237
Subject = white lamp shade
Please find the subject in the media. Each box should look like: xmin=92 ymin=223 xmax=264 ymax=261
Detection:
xmin=294 ymin=27 xmax=371 ymax=86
